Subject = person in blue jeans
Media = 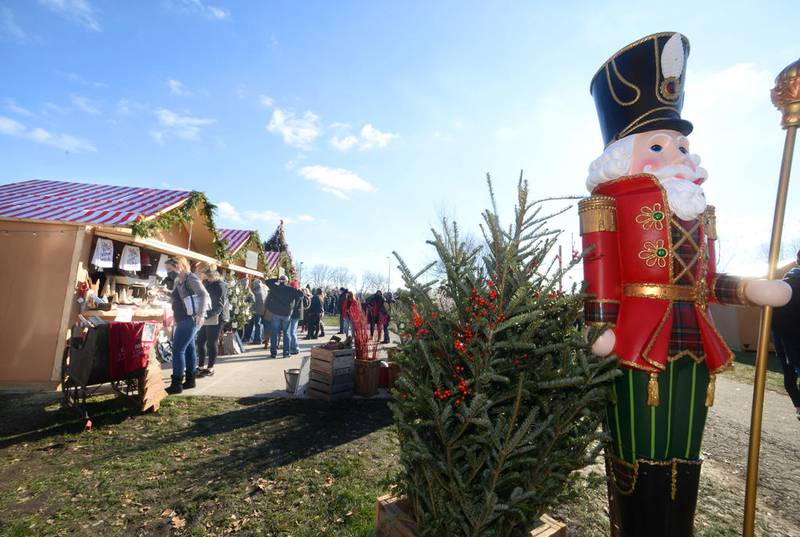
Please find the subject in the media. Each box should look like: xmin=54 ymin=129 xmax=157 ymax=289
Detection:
xmin=288 ymin=287 xmax=311 ymax=354
xmin=266 ymin=275 xmax=303 ymax=358
xmin=165 ymin=256 xmax=209 ymax=394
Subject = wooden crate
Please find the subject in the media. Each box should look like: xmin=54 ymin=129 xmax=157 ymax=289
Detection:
xmin=375 ymin=495 xmax=566 ymax=537
xmin=308 ymin=346 xmax=354 ymax=401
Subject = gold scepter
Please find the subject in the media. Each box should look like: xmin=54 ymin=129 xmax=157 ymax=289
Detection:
xmin=743 ymin=58 xmax=800 ymax=537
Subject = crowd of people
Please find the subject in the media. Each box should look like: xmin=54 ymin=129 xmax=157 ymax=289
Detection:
xmin=160 ymin=255 xmax=396 ymax=395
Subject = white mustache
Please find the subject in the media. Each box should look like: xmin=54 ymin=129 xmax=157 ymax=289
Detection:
xmin=644 ymin=164 xmax=707 ymax=182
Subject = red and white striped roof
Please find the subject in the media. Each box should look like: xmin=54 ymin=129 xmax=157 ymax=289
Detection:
xmin=265 ymin=250 xmax=282 ymax=271
xmin=218 ymin=228 xmax=252 ymax=255
xmin=0 ymin=179 xmax=192 ymax=226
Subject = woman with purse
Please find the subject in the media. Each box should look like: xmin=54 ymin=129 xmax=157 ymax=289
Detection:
xmin=196 ymin=263 xmax=228 ymax=377
xmin=165 ymin=256 xmax=210 ymax=394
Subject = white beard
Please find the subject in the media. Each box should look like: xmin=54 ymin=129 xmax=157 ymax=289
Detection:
xmin=644 ymin=164 xmax=708 ymax=221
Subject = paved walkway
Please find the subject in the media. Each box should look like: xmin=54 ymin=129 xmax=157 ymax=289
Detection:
xmin=161 ymin=323 xmax=395 ymax=399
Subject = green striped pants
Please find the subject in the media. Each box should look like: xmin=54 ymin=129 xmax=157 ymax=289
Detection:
xmin=607 ymin=356 xmax=710 ymax=462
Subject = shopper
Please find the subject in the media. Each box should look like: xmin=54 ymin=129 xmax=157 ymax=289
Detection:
xmin=288 ymin=286 xmax=311 ymax=354
xmin=306 ymin=288 xmax=325 ymax=339
xmin=266 ymin=275 xmax=303 ymax=358
xmin=342 ymin=291 xmax=356 ymax=337
xmin=338 ymin=287 xmax=348 ymax=334
xmin=197 ymin=263 xmax=228 ymax=377
xmin=248 ymin=278 xmax=268 ymax=344
xmin=165 ymin=256 xmax=209 ymax=394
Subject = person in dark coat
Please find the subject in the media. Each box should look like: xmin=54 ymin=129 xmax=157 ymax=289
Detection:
xmin=337 ymin=287 xmax=348 ymax=334
xmin=266 ymin=275 xmax=303 ymax=358
xmin=197 ymin=265 xmax=228 ymax=377
xmin=305 ymin=288 xmax=325 ymax=339
xmin=772 ymin=252 xmax=800 ymax=420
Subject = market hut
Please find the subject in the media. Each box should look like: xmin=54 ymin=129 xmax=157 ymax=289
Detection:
xmin=218 ymin=228 xmax=267 ymax=277
xmin=0 ymin=179 xmax=226 ymax=386
xmin=263 ymin=221 xmax=297 ymax=278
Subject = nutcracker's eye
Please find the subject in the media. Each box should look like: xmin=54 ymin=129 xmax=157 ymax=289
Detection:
xmin=679 ymin=146 xmax=688 ymax=154
xmin=650 ymin=144 xmax=663 ymax=152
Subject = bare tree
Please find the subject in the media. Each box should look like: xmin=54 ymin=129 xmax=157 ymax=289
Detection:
xmin=309 ymin=264 xmax=333 ymax=289
xmin=357 ymin=270 xmax=388 ymax=298
xmin=330 ymin=266 xmax=354 ymax=290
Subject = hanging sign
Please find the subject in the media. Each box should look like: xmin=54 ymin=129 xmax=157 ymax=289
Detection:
xmin=245 ymin=250 xmax=258 ymax=269
xmin=91 ymin=238 xmax=114 ymax=268
xmin=119 ymin=245 xmax=142 ymax=271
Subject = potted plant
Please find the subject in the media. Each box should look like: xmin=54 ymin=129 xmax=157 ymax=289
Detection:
xmin=350 ymin=299 xmax=380 ymax=397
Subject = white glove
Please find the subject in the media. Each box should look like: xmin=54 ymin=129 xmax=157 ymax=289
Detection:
xmin=745 ymin=279 xmax=792 ymax=307
xmin=591 ymin=328 xmax=616 ymax=357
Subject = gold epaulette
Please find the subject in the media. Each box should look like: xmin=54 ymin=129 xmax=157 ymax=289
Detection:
xmin=705 ymin=205 xmax=717 ymax=240
xmin=578 ymin=195 xmax=617 ymax=234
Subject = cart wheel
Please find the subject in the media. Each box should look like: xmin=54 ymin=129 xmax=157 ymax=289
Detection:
xmin=60 ymin=346 xmax=72 ymax=407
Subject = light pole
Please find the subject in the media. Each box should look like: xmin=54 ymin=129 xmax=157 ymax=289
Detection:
xmin=387 ymin=256 xmax=391 ymax=292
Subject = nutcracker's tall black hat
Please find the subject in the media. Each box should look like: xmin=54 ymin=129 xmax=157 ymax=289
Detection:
xmin=590 ymin=32 xmax=693 ymax=147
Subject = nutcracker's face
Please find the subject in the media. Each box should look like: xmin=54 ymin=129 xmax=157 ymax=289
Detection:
xmin=629 ymin=129 xmax=700 ymax=183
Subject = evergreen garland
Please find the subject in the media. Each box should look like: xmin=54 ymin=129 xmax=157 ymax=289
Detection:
xmin=130 ymin=191 xmax=229 ymax=261
xmin=389 ymin=176 xmax=619 ymax=536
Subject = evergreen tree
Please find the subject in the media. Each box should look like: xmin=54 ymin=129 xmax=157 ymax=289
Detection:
xmin=263 ymin=220 xmax=296 ymax=277
xmin=389 ymin=176 xmax=618 ymax=536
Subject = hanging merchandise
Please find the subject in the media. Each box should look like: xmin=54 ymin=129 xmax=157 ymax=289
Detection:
xmin=119 ymin=245 xmax=142 ymax=271
xmin=91 ymin=238 xmax=114 ymax=268
xmin=156 ymin=254 xmax=169 ymax=278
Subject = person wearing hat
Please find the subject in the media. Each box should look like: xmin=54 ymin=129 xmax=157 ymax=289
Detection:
xmin=580 ymin=32 xmax=792 ymax=536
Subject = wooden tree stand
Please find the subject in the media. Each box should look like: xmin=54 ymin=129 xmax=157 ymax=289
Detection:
xmin=375 ymin=495 xmax=567 ymax=537
xmin=354 ymin=358 xmax=380 ymax=396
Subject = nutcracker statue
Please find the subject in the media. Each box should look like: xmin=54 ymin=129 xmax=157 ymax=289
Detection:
xmin=579 ymin=32 xmax=792 ymax=536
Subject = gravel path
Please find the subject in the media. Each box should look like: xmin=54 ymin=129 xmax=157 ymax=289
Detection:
xmin=702 ymin=374 xmax=800 ymax=536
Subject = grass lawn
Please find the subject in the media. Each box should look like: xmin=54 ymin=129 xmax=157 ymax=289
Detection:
xmin=0 ymin=393 xmax=397 ymax=537
xmin=727 ymin=351 xmax=787 ymax=394
xmin=0 ymin=389 xmax=784 ymax=537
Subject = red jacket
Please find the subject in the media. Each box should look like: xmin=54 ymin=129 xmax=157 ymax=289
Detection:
xmin=580 ymin=174 xmax=744 ymax=374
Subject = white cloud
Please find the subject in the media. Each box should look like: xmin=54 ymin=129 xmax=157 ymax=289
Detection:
xmin=267 ymin=107 xmax=322 ymax=150
xmin=218 ymin=201 xmax=244 ymax=223
xmin=167 ymin=78 xmax=190 ymax=96
xmin=298 ymin=165 xmax=376 ymax=199
xmin=245 ymin=210 xmax=294 ymax=225
xmin=297 ymin=215 xmax=315 ymax=222
xmin=71 ymin=95 xmax=101 ymax=115
xmin=0 ymin=115 xmax=96 ymax=152
xmin=359 ymin=123 xmax=396 ymax=150
xmin=329 ymin=123 xmax=397 ymax=151
xmin=64 ymin=71 xmax=107 ymax=88
xmin=4 ymin=98 xmax=32 ymax=117
xmin=259 ymin=95 xmax=274 ymax=108
xmin=116 ymin=98 xmax=147 ymax=116
xmin=39 ymin=0 xmax=101 ymax=31
xmin=330 ymin=135 xmax=358 ymax=150
xmin=154 ymin=108 xmax=215 ymax=141
xmin=43 ymin=102 xmax=68 ymax=114
xmin=1 ymin=6 xmax=29 ymax=43
xmin=166 ymin=0 xmax=230 ymax=21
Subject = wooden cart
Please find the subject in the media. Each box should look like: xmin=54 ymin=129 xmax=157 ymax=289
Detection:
xmin=61 ymin=320 xmax=166 ymax=426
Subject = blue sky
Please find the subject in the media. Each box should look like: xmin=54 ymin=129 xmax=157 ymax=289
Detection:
xmin=1 ymin=0 xmax=799 ymax=286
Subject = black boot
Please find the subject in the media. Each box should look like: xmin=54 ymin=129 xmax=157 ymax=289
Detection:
xmin=608 ymin=456 xmax=701 ymax=537
xmin=182 ymin=372 xmax=196 ymax=389
xmin=166 ymin=375 xmax=183 ymax=394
